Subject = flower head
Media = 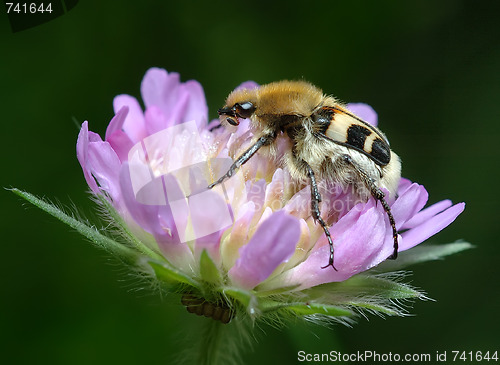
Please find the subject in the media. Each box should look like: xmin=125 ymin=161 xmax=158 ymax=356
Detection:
xmin=71 ymin=68 xmax=468 ymax=323
xmin=71 ymin=68 xmax=464 ymax=317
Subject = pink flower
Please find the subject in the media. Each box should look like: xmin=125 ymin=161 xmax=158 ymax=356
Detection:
xmin=75 ymin=68 xmax=466 ymax=320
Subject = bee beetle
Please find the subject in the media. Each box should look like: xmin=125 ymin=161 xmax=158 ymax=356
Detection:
xmin=209 ymin=81 xmax=401 ymax=270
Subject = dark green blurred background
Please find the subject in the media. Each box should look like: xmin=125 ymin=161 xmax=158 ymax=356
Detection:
xmin=2 ymin=1 xmax=499 ymax=364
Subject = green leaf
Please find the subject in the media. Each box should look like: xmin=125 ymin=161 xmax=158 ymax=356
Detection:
xmin=148 ymin=260 xmax=199 ymax=289
xmin=199 ymin=250 xmax=222 ymax=284
xmin=375 ymin=241 xmax=473 ymax=271
xmin=285 ymin=302 xmax=353 ymax=317
xmin=12 ymin=188 xmax=138 ymax=262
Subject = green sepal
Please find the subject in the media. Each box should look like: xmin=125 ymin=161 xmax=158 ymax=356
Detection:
xmin=301 ymin=273 xmax=423 ymax=317
xmin=223 ymin=287 xmax=353 ymax=317
xmin=284 ymin=302 xmax=354 ymax=317
xmin=346 ymin=301 xmax=400 ymax=316
xmin=223 ymin=287 xmax=262 ymax=318
xmin=254 ymin=284 xmax=301 ymax=297
xmin=11 ymin=188 xmax=138 ymax=263
xmin=148 ymin=260 xmax=199 ymax=290
xmin=199 ymin=250 xmax=222 ymax=284
xmin=95 ymin=194 xmax=165 ymax=262
xmin=305 ymin=274 xmax=422 ymax=301
xmin=223 ymin=287 xmax=254 ymax=308
xmin=375 ymin=241 xmax=473 ymax=272
xmin=226 ymin=293 xmax=297 ymax=317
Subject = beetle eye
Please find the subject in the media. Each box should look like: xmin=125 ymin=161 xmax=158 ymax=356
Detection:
xmin=234 ymin=101 xmax=255 ymax=119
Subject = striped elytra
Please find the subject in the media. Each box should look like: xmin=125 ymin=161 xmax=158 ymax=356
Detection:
xmin=314 ymin=106 xmax=391 ymax=166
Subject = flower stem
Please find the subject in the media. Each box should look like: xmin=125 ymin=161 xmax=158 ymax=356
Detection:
xmin=11 ymin=188 xmax=138 ymax=262
xmin=198 ymin=320 xmax=224 ymax=365
xmin=188 ymin=318 xmax=248 ymax=365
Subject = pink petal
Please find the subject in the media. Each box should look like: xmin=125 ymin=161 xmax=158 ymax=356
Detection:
xmin=400 ymin=203 xmax=465 ymax=251
xmin=163 ymin=173 xmax=189 ymax=242
xmin=401 ymin=199 xmax=453 ymax=230
xmin=105 ymin=106 xmax=134 ymax=162
xmin=284 ymin=186 xmax=310 ymax=219
xmin=77 ymin=122 xmax=122 ymax=203
xmin=119 ymin=163 xmax=163 ymax=234
xmin=207 ymin=118 xmax=222 ymax=131
xmin=275 ymin=200 xmax=389 ymax=289
xmin=87 ymin=140 xmax=122 ymax=203
xmin=397 ymin=178 xmax=414 ymax=195
xmin=246 ymin=179 xmax=266 ymax=211
xmin=141 ymin=68 xmax=178 ymax=112
xmin=332 ymin=200 xmax=390 ymax=270
xmin=181 ymin=80 xmax=208 ymax=128
xmin=228 ymin=211 xmax=301 ymax=290
xmin=235 ymin=81 xmax=259 ymax=90
xmin=144 ymin=105 xmax=169 ymax=135
xmin=191 ymin=190 xmax=233 ymax=265
xmin=221 ymin=201 xmax=257 ymax=269
xmin=105 ymin=106 xmax=127 ymax=138
xmin=140 ymin=68 xmax=208 ymax=129
xmin=264 ymin=168 xmax=285 ymax=203
xmin=77 ymin=121 xmax=99 ymax=194
xmin=164 ymin=88 xmax=190 ymax=126
xmin=113 ymin=95 xmax=147 ymax=143
xmin=119 ymin=163 xmax=193 ymax=267
xmin=390 ymin=183 xmax=428 ymax=229
xmin=347 ymin=103 xmax=378 ymax=127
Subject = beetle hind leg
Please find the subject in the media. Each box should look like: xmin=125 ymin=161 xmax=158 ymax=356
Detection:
xmin=372 ymin=188 xmax=398 ymax=260
xmin=341 ymin=154 xmax=399 ymax=260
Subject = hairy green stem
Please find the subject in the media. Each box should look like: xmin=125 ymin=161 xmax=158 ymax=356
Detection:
xmin=175 ymin=317 xmax=250 ymax=365
xmin=11 ymin=188 xmax=138 ymax=263
xmin=198 ymin=320 xmax=226 ymax=365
